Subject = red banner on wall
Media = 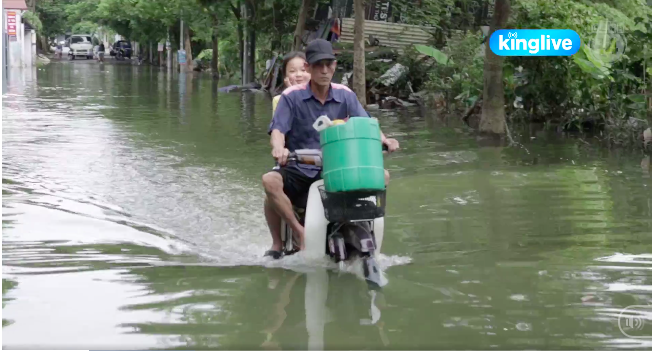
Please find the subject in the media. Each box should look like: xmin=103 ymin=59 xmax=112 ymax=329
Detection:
xmin=7 ymin=11 xmax=17 ymax=37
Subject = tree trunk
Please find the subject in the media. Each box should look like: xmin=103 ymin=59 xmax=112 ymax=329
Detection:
xmin=237 ymin=22 xmax=244 ymax=79
xmin=352 ymin=0 xmax=366 ymax=106
xmin=37 ymin=34 xmax=49 ymax=54
xmin=212 ymin=15 xmax=219 ymax=79
xmin=172 ymin=35 xmax=178 ymax=71
xmin=184 ymin=24 xmax=193 ymax=72
xmin=479 ymin=0 xmax=510 ymax=135
xmin=241 ymin=1 xmax=256 ymax=84
xmin=241 ymin=1 xmax=249 ymax=84
xmin=170 ymin=27 xmax=178 ymax=71
xmin=248 ymin=27 xmax=255 ymax=81
xmin=242 ymin=27 xmax=255 ymax=83
xmin=231 ymin=1 xmax=244 ymax=81
xmin=293 ymin=0 xmax=311 ymax=51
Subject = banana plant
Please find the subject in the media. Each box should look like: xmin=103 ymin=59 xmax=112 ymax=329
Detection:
xmin=413 ymin=44 xmax=452 ymax=65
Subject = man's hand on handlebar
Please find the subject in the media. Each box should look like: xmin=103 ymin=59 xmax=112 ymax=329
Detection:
xmin=272 ymin=146 xmax=290 ymax=166
xmin=383 ymin=138 xmax=400 ymax=153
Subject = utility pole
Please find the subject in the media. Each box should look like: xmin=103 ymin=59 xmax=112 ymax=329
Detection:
xmin=166 ymin=32 xmax=171 ymax=72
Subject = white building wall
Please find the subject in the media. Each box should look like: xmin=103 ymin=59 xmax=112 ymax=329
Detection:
xmin=4 ymin=10 xmax=35 ymax=68
xmin=2 ymin=1 xmax=5 ymax=94
xmin=22 ymin=28 xmax=33 ymax=67
xmin=30 ymin=29 xmax=36 ymax=62
xmin=6 ymin=9 xmax=23 ymax=67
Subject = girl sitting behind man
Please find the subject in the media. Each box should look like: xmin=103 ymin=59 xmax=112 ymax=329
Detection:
xmin=272 ymin=52 xmax=311 ymax=114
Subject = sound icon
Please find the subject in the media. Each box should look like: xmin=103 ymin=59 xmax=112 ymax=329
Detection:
xmin=618 ymin=305 xmax=651 ymax=339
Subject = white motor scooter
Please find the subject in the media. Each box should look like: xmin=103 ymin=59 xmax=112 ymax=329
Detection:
xmin=275 ymin=146 xmax=388 ymax=288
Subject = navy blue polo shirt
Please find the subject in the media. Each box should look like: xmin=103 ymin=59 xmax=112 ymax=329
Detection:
xmin=268 ymin=82 xmax=369 ymax=177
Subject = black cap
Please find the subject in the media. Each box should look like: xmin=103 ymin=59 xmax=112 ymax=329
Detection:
xmin=305 ymin=39 xmax=336 ymax=64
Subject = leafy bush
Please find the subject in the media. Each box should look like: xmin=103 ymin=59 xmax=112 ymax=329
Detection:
xmin=22 ymin=11 xmax=43 ymax=34
xmin=507 ymin=0 xmax=651 ymax=140
xmin=405 ymin=0 xmax=651 ymax=145
xmin=424 ymin=31 xmax=484 ymax=110
xmin=197 ymin=48 xmax=213 ymax=61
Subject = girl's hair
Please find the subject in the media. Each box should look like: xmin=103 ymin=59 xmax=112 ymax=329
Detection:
xmin=276 ymin=51 xmax=306 ymax=95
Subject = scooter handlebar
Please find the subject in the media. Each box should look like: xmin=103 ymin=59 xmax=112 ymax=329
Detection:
xmin=276 ymin=144 xmax=389 ymax=167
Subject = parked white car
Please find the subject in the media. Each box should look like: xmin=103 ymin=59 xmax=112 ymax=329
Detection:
xmin=66 ymin=34 xmax=94 ymax=60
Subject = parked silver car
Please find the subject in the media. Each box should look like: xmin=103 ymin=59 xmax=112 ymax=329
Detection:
xmin=66 ymin=34 xmax=94 ymax=60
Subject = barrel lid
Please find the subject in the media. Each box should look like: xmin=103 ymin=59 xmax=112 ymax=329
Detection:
xmin=320 ymin=117 xmax=381 ymax=145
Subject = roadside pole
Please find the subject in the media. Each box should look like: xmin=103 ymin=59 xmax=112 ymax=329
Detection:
xmin=166 ymin=33 xmax=171 ymax=73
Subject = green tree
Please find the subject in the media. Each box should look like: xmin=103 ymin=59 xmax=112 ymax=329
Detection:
xmin=36 ymin=0 xmax=75 ymax=50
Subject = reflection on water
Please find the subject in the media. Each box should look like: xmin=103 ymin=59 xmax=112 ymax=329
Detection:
xmin=2 ymin=63 xmax=651 ymax=349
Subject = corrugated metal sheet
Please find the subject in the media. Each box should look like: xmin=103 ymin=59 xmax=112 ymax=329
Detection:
xmin=339 ymin=18 xmax=435 ymax=49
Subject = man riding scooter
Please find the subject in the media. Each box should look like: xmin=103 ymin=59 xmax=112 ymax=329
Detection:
xmin=262 ymin=39 xmax=399 ymax=259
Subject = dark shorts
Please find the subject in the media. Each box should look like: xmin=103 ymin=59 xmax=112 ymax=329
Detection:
xmin=273 ymin=166 xmax=321 ymax=209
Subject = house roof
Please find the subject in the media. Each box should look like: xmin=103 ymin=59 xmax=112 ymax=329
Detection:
xmin=3 ymin=0 xmax=28 ymax=10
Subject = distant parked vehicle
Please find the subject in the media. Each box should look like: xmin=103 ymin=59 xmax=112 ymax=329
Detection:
xmin=66 ymin=34 xmax=94 ymax=60
xmin=110 ymin=40 xmax=132 ymax=60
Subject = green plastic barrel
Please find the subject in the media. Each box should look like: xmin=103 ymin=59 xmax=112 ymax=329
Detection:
xmin=319 ymin=117 xmax=385 ymax=192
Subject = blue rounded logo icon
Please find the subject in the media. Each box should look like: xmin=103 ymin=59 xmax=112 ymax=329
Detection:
xmin=489 ymin=29 xmax=581 ymax=56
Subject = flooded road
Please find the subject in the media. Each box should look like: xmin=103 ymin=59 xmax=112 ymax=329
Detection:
xmin=3 ymin=63 xmax=651 ymax=349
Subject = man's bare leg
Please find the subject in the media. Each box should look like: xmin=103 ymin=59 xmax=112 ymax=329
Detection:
xmin=264 ymin=197 xmax=282 ymax=251
xmin=262 ymin=172 xmax=305 ymax=249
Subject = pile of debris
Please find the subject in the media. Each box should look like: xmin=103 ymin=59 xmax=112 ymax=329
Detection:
xmin=219 ymin=44 xmax=433 ymax=111
xmin=333 ymin=42 xmax=440 ymax=109
xmin=217 ymin=56 xmax=283 ymax=95
xmin=340 ymin=63 xmax=430 ymax=109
